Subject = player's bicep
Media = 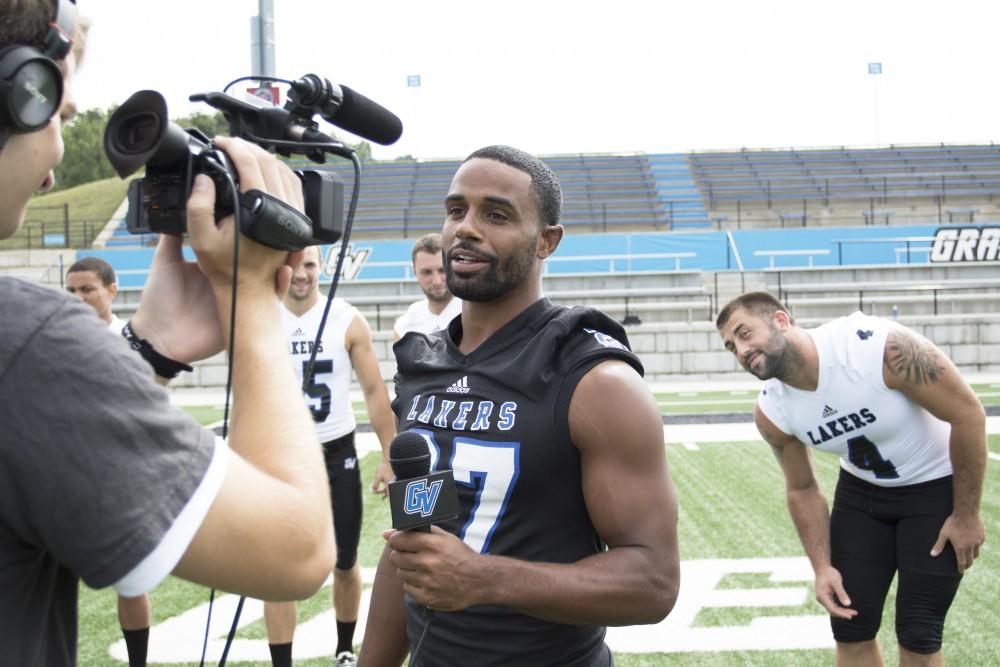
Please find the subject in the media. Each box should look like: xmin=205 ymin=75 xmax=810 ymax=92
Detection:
xmin=570 ymin=361 xmax=677 ymax=551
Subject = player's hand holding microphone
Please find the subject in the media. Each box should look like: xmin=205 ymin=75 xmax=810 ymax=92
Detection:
xmin=385 ymin=431 xmax=488 ymax=613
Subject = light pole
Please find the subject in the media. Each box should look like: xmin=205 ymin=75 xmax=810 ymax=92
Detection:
xmin=249 ymin=0 xmax=278 ymax=104
xmin=868 ymin=62 xmax=882 ymax=147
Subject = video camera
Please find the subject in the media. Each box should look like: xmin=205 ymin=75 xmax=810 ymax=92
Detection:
xmin=103 ymin=75 xmax=403 ymax=251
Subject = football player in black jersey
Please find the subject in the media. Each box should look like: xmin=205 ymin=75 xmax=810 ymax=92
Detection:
xmin=360 ymin=146 xmax=680 ymax=667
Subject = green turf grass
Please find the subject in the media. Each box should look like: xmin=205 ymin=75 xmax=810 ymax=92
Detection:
xmin=180 ymin=406 xmax=226 ymax=426
xmin=76 ymin=433 xmax=1000 ymax=665
xmin=651 ymin=383 xmax=1000 ymax=414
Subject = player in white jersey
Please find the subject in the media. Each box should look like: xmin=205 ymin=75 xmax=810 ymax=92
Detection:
xmin=265 ymin=245 xmax=397 ymax=667
xmin=67 ymin=255 xmax=151 ymax=665
xmin=392 ymin=233 xmax=462 ymax=340
xmin=66 ymin=257 xmax=125 ymax=333
xmin=717 ymin=292 xmax=986 ymax=667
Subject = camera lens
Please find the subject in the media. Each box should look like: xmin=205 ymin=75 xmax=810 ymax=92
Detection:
xmin=115 ymin=112 xmax=163 ymax=154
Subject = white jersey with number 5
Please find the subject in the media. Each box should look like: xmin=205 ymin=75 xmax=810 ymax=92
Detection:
xmin=757 ymin=311 xmax=952 ymax=487
xmin=281 ymin=298 xmax=357 ymax=442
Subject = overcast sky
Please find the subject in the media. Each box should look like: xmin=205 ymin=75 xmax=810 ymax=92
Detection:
xmin=74 ymin=0 xmax=1000 ymax=161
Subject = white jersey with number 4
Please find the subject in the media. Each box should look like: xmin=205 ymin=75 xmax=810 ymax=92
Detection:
xmin=757 ymin=311 xmax=952 ymax=487
xmin=281 ymin=298 xmax=357 ymax=442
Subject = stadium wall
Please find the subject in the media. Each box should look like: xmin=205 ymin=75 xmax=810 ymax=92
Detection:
xmin=167 ymin=312 xmax=1000 ymax=391
xmin=6 ymin=224 xmax=998 ymax=389
xmin=74 ymin=224 xmax=999 ymax=290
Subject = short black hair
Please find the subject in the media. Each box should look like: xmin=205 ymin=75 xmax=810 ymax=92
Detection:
xmin=67 ymin=256 xmax=115 ymax=286
xmin=464 ymin=145 xmax=562 ymax=227
xmin=716 ymin=291 xmax=793 ymax=329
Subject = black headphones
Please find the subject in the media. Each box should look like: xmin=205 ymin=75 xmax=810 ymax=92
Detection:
xmin=0 ymin=0 xmax=77 ymax=140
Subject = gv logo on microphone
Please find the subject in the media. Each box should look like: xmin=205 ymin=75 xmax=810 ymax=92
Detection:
xmin=404 ymin=479 xmax=443 ymax=518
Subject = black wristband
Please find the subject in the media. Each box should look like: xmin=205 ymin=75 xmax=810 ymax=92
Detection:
xmin=121 ymin=321 xmax=193 ymax=380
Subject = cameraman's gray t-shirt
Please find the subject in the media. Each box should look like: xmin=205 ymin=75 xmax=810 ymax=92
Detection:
xmin=0 ymin=277 xmax=219 ymax=666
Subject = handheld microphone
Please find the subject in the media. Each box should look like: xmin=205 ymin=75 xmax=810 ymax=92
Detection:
xmin=388 ymin=431 xmax=459 ymax=532
xmin=288 ymin=74 xmax=403 ymax=146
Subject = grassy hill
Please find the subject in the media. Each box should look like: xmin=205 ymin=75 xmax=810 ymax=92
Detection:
xmin=1 ymin=177 xmax=128 ymax=250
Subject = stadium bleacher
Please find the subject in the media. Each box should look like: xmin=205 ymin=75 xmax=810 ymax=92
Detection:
xmin=8 ymin=142 xmax=1000 ymax=391
xmin=691 ymin=144 xmax=1000 ymax=229
xmin=87 ymin=143 xmax=1000 ymax=243
xmin=265 ymin=153 xmax=715 ymax=237
xmin=691 ymin=144 xmax=1000 ymax=203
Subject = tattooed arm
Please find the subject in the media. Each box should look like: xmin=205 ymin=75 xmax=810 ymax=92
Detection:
xmin=883 ymin=325 xmax=986 ymax=573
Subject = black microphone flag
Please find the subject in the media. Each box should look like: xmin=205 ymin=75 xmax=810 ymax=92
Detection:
xmin=387 ymin=431 xmax=459 ymax=531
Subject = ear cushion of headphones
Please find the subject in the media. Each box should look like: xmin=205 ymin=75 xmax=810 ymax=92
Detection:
xmin=0 ymin=45 xmax=64 ymax=133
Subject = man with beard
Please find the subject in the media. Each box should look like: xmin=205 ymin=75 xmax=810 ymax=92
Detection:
xmin=265 ymin=245 xmax=397 ymax=667
xmin=392 ymin=233 xmax=462 ymax=340
xmin=359 ymin=145 xmax=680 ymax=667
xmin=716 ymin=292 xmax=986 ymax=666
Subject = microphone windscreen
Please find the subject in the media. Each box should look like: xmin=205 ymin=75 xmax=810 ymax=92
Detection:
xmin=337 ymin=85 xmax=403 ymax=145
xmin=389 ymin=431 xmax=431 ymax=480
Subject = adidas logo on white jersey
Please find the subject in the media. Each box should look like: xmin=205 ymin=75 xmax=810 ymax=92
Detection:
xmin=821 ymin=405 xmax=838 ymax=418
xmin=446 ymin=376 xmax=470 ymax=394
xmin=292 ymin=327 xmax=305 ymax=337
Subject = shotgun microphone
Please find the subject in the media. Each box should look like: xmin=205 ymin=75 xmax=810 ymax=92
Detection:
xmin=288 ymin=74 xmax=403 ymax=145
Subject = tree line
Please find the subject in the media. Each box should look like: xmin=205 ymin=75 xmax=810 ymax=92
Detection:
xmin=55 ymin=107 xmax=374 ymax=192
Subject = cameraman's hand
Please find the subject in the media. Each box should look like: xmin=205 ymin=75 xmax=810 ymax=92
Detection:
xmin=130 ymin=233 xmax=224 ymax=365
xmin=186 ymin=137 xmax=304 ymax=303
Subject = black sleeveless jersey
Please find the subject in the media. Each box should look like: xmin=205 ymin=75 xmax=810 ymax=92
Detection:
xmin=392 ymin=298 xmax=643 ymax=667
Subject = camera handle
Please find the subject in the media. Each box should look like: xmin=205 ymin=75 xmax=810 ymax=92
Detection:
xmin=192 ymin=90 xmax=355 ymax=161
xmin=237 ymin=189 xmax=314 ymax=251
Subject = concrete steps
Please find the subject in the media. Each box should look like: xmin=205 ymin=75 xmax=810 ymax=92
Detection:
xmin=175 ymin=311 xmax=1000 ymax=390
xmin=0 ymin=249 xmax=75 ymax=285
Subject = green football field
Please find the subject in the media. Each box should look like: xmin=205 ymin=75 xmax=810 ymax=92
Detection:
xmin=651 ymin=383 xmax=1000 ymax=415
xmin=182 ymin=382 xmax=1000 ymax=428
xmin=76 ymin=405 xmax=1000 ymax=665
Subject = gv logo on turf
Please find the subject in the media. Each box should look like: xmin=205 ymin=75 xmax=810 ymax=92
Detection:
xmin=404 ymin=479 xmax=442 ymax=517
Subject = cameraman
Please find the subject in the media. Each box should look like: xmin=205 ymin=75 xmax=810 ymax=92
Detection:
xmin=0 ymin=2 xmax=335 ymax=664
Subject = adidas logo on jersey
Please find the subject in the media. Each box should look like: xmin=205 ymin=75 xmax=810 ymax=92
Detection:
xmin=822 ymin=405 xmax=838 ymax=418
xmin=446 ymin=376 xmax=470 ymax=394
xmin=292 ymin=327 xmax=305 ymax=337
xmin=806 ymin=408 xmax=877 ymax=446
xmin=856 ymin=329 xmax=874 ymax=340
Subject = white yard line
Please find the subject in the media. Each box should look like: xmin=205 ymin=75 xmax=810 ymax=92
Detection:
xmin=658 ymin=398 xmax=755 ymax=407
xmin=128 ymin=558 xmax=839 ymax=661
